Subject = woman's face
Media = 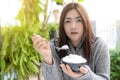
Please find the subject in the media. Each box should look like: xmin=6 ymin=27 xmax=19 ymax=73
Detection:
xmin=64 ymin=9 xmax=84 ymax=46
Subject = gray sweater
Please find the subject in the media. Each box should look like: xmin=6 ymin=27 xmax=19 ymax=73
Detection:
xmin=42 ymin=38 xmax=110 ymax=80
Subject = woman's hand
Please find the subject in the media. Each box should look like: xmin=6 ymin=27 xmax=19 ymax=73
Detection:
xmin=60 ymin=64 xmax=88 ymax=78
xmin=32 ymin=34 xmax=53 ymax=65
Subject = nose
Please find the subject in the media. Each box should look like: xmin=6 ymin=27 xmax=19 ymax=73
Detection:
xmin=71 ymin=22 xmax=76 ymax=30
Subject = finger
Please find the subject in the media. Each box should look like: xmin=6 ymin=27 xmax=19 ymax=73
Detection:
xmin=34 ymin=41 xmax=47 ymax=51
xmin=33 ymin=38 xmax=41 ymax=46
xmin=32 ymin=37 xmax=46 ymax=43
xmin=40 ymin=42 xmax=49 ymax=50
xmin=32 ymin=37 xmax=46 ymax=46
xmin=32 ymin=34 xmax=46 ymax=42
xmin=66 ymin=65 xmax=84 ymax=77
xmin=32 ymin=34 xmax=41 ymax=40
xmin=35 ymin=40 xmax=47 ymax=46
xmin=79 ymin=67 xmax=88 ymax=74
xmin=66 ymin=64 xmax=73 ymax=73
xmin=34 ymin=41 xmax=46 ymax=48
xmin=60 ymin=64 xmax=68 ymax=74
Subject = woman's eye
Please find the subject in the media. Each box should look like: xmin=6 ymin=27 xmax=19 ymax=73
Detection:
xmin=64 ymin=20 xmax=70 ymax=23
xmin=77 ymin=19 xmax=82 ymax=22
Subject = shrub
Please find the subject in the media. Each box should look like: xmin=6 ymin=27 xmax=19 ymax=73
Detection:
xmin=110 ymin=49 xmax=120 ymax=80
xmin=0 ymin=26 xmax=49 ymax=80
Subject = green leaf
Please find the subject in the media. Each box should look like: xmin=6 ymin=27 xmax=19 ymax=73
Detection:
xmin=78 ymin=0 xmax=84 ymax=2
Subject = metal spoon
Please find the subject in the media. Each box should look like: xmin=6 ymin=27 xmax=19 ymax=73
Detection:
xmin=54 ymin=45 xmax=69 ymax=51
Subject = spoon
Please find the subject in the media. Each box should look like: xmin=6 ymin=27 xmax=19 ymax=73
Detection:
xmin=54 ymin=45 xmax=69 ymax=51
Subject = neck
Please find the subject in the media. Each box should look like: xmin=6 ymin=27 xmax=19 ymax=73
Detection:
xmin=71 ymin=40 xmax=80 ymax=47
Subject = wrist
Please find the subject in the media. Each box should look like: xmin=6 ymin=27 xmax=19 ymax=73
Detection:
xmin=43 ymin=56 xmax=53 ymax=65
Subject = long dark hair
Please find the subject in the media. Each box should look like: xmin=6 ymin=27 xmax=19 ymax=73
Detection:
xmin=58 ymin=3 xmax=95 ymax=63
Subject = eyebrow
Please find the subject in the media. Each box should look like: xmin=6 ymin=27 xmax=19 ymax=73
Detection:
xmin=65 ymin=16 xmax=81 ymax=20
xmin=75 ymin=17 xmax=82 ymax=19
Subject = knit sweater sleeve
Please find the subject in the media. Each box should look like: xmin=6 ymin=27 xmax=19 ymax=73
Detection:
xmin=42 ymin=39 xmax=63 ymax=80
xmin=72 ymin=38 xmax=110 ymax=80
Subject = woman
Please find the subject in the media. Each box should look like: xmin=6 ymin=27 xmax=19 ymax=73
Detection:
xmin=32 ymin=2 xmax=110 ymax=80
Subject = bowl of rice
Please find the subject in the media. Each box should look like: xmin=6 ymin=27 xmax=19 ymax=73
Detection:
xmin=62 ymin=54 xmax=87 ymax=72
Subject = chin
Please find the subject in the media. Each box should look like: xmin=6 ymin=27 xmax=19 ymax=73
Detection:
xmin=71 ymin=38 xmax=81 ymax=42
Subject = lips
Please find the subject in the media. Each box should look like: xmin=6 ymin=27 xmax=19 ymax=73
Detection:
xmin=71 ymin=32 xmax=78 ymax=34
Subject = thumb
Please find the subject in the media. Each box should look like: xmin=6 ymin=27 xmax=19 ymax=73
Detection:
xmin=79 ymin=67 xmax=88 ymax=74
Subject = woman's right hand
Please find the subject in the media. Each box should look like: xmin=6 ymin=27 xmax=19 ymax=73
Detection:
xmin=31 ymin=34 xmax=53 ymax=65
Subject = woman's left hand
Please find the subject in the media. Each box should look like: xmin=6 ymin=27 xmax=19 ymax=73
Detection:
xmin=60 ymin=63 xmax=88 ymax=78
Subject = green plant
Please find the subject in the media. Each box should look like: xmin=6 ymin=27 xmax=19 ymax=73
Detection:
xmin=16 ymin=0 xmax=42 ymax=27
xmin=47 ymin=22 xmax=59 ymax=39
xmin=47 ymin=22 xmax=59 ymax=32
xmin=55 ymin=0 xmax=84 ymax=5
xmin=110 ymin=49 xmax=120 ymax=80
xmin=1 ymin=26 xmax=49 ymax=80
xmin=116 ymin=41 xmax=120 ymax=50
